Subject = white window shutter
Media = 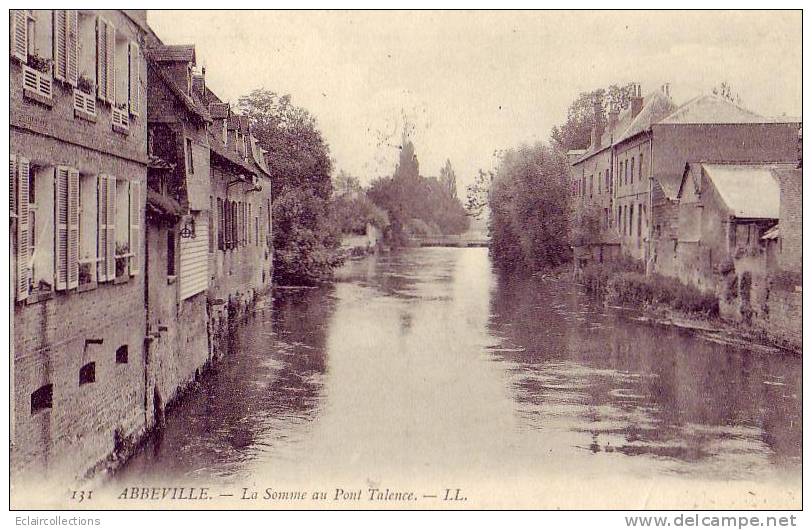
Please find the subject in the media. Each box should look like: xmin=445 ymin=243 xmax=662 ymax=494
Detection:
xmin=55 ymin=167 xmax=69 ymax=291
xmin=53 ymin=10 xmax=67 ymax=82
xmin=10 ymin=155 xmax=16 ymax=218
xmin=16 ymin=158 xmax=30 ymax=300
xmin=97 ymin=174 xmax=108 ymax=282
xmin=106 ymin=175 xmax=116 ymax=280
xmin=128 ymin=41 xmax=140 ymax=116
xmin=129 ymin=179 xmax=140 ymax=275
xmin=96 ymin=17 xmax=107 ymax=102
xmin=106 ymin=22 xmax=116 ymax=106
xmin=68 ymin=168 xmax=80 ymax=289
xmin=66 ymin=10 xmax=78 ymax=87
xmin=11 ymin=10 xmax=28 ymax=62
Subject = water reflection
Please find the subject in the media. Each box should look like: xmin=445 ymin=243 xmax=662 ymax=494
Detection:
xmin=115 ymin=247 xmax=800 ymax=492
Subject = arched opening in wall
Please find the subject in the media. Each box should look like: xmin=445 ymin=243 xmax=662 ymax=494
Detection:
xmin=116 ymin=345 xmax=129 ymax=364
xmin=79 ymin=362 xmax=96 ymax=385
xmin=31 ymin=384 xmax=53 ymax=414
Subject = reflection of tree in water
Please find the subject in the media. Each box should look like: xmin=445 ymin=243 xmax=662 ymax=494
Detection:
xmin=487 ymin=270 xmax=801 ymax=468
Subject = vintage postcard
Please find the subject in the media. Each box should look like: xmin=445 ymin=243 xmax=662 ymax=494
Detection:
xmin=7 ymin=8 xmax=802 ymax=515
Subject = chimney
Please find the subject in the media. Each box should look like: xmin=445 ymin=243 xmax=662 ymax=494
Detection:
xmin=607 ymin=103 xmax=620 ymax=133
xmin=191 ymin=73 xmax=205 ymax=97
xmin=590 ymin=98 xmax=605 ymax=149
xmin=661 ymin=82 xmax=671 ymax=98
xmin=630 ymin=83 xmax=644 ymax=118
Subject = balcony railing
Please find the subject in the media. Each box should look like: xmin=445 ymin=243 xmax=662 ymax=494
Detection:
xmin=22 ymin=64 xmax=53 ymax=102
xmin=112 ymin=106 xmax=129 ymax=132
xmin=73 ymin=89 xmax=96 ymax=117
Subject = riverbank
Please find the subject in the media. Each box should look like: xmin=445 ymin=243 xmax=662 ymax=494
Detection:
xmin=577 ymin=264 xmax=801 ymax=355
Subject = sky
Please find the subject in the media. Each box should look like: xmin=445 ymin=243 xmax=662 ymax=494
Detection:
xmin=148 ymin=10 xmax=801 ymax=194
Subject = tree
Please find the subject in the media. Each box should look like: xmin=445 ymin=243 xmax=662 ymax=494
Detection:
xmin=550 ymin=82 xmax=637 ymax=152
xmin=489 ymin=143 xmax=571 ymax=272
xmin=368 ymin=135 xmax=469 ymax=242
xmin=238 ymin=89 xmax=333 ymax=199
xmin=712 ymin=81 xmax=742 ymax=105
xmin=238 ymin=88 xmax=341 ymax=284
xmin=466 ymin=169 xmax=492 ymax=220
xmin=439 ymin=159 xmax=458 ymax=199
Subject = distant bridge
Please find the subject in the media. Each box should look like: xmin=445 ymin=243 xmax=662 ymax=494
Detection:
xmin=411 ymin=234 xmax=490 ymax=248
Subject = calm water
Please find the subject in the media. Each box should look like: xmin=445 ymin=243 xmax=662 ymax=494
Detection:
xmin=112 ymin=247 xmax=801 ymax=507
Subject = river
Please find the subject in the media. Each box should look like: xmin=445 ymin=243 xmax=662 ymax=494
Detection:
xmin=110 ymin=247 xmax=801 ymax=509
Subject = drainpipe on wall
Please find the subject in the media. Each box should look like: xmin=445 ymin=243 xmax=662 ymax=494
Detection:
xmin=143 ymin=209 xmax=150 ymax=430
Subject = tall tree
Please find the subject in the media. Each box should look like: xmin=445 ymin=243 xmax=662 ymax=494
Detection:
xmin=550 ymin=82 xmax=637 ymax=152
xmin=439 ymin=159 xmax=458 ymax=199
xmin=238 ymin=88 xmax=341 ymax=285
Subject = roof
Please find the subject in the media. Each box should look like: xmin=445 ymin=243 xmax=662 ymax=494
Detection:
xmin=761 ymin=225 xmax=780 ymax=240
xmin=574 ymin=90 xmax=676 ymax=164
xmin=208 ymin=130 xmax=257 ymax=176
xmin=209 ymin=102 xmax=230 ymax=119
xmin=657 ymin=94 xmax=781 ymax=125
xmin=151 ymin=44 xmax=196 ymax=64
xmin=148 ymin=59 xmax=211 ymax=123
xmin=701 ymin=163 xmax=782 ymax=219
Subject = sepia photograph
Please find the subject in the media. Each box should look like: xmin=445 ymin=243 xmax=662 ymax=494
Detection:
xmin=5 ymin=5 xmax=804 ymax=518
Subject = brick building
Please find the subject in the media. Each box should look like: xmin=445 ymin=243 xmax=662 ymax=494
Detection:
xmin=571 ymin=85 xmax=676 ymax=268
xmin=143 ymin=42 xmax=214 ymax=421
xmin=648 ymin=95 xmax=800 ymax=277
xmin=202 ymin=91 xmax=274 ymax=331
xmin=10 ymin=9 xmax=149 ymax=482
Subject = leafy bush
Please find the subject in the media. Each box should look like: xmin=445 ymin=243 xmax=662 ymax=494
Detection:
xmin=598 ymin=270 xmax=718 ymax=317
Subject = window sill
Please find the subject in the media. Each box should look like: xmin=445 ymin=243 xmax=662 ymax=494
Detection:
xmin=113 ymin=275 xmax=130 ymax=285
xmin=76 ymin=281 xmax=98 ymax=293
xmin=25 ymin=289 xmax=54 ymax=305
xmin=23 ymin=88 xmax=53 ymax=107
xmin=112 ymin=123 xmax=130 ymax=135
xmin=74 ymin=108 xmax=97 ymax=123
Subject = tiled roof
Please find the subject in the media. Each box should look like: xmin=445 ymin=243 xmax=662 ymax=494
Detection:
xmin=658 ymin=95 xmax=777 ymax=125
xmin=149 ymin=59 xmax=211 ymax=122
xmin=208 ymin=130 xmax=256 ymax=175
xmin=575 ymin=90 xmax=676 ymax=163
xmin=701 ymin=163 xmax=783 ymax=219
xmin=151 ymin=44 xmax=196 ymax=63
xmin=209 ymin=102 xmax=230 ymax=119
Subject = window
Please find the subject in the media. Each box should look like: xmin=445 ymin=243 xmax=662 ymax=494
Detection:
xmin=28 ymin=164 xmax=58 ymax=293
xmin=167 ymin=230 xmax=176 ymax=276
xmin=31 ymin=384 xmax=53 ymax=414
xmin=248 ymin=203 xmax=252 ymax=244
xmin=629 ymin=204 xmax=634 ymax=236
xmin=53 ymin=10 xmax=78 ymax=87
xmin=255 ymin=216 xmax=259 ymax=246
xmin=588 ymin=176 xmax=593 ymax=198
xmin=77 ymin=12 xmax=96 ymax=92
xmin=217 ymin=198 xmax=224 ymax=250
xmin=222 ymin=120 xmax=228 ymax=146
xmin=79 ymin=362 xmax=95 ymax=385
xmin=95 ymin=16 xmax=115 ymax=104
xmin=209 ymin=196 xmax=215 ymax=253
xmin=116 ymin=345 xmax=128 ymax=364
xmin=186 ymin=138 xmax=194 ymax=174
xmin=625 ymin=159 xmax=629 ymax=185
xmin=78 ymin=173 xmax=98 ymax=286
xmin=637 ymin=203 xmax=642 ymax=238
xmin=31 ymin=11 xmax=54 ymax=63
xmin=639 ymin=154 xmax=644 ymax=182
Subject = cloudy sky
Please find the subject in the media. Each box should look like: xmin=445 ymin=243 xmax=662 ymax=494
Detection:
xmin=148 ymin=10 xmax=801 ymax=193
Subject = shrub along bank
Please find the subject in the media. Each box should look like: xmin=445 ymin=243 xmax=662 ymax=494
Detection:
xmin=583 ymin=263 xmax=719 ymax=318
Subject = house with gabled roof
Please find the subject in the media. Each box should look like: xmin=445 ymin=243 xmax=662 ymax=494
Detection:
xmin=648 ymin=94 xmax=800 ymax=278
xmin=571 ymin=84 xmax=676 ymax=268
